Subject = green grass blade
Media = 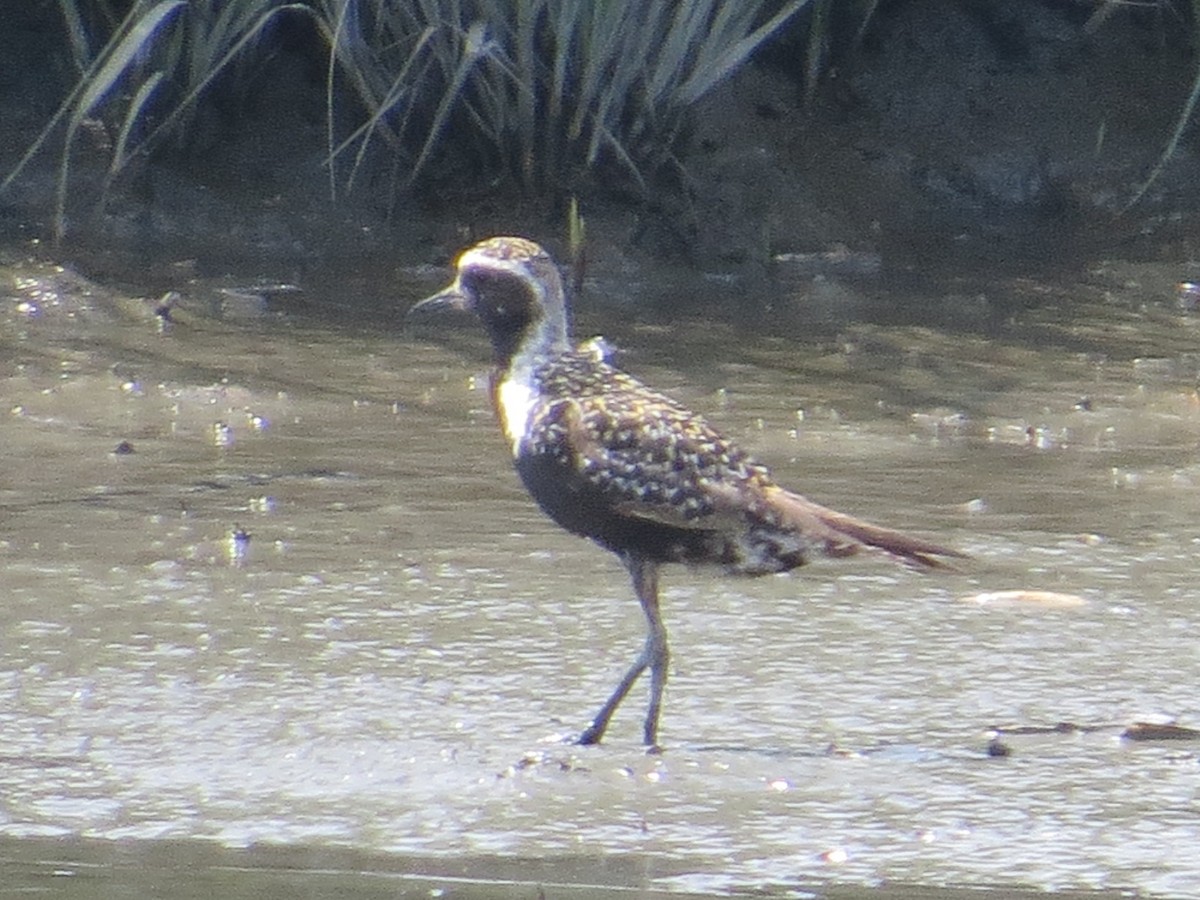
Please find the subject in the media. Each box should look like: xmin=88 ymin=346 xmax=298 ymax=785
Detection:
xmin=99 ymin=69 xmax=165 ymax=203
xmin=406 ymin=20 xmax=493 ymax=186
xmin=75 ymin=1 xmax=185 ymax=118
xmin=676 ymin=0 xmax=810 ymax=105
xmin=126 ymin=4 xmax=317 ymax=163
xmin=52 ymin=1 xmax=185 ymax=241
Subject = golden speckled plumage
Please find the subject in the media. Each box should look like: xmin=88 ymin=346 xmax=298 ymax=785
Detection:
xmin=409 ymin=236 xmax=964 ymax=748
xmin=518 ymin=351 xmax=768 ymax=520
xmin=498 ymin=348 xmax=824 ymax=574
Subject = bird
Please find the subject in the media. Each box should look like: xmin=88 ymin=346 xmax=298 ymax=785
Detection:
xmin=408 ymin=236 xmax=964 ymax=749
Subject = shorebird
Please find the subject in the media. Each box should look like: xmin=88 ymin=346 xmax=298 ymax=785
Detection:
xmin=409 ymin=236 xmax=962 ymax=747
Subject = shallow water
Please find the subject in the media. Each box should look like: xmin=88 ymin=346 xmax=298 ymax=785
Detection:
xmin=3 ymin=248 xmax=1200 ymax=898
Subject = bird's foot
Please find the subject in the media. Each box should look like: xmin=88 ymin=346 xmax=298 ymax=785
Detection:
xmin=575 ymin=725 xmax=603 ymax=746
xmin=572 ymin=726 xmax=663 ymax=754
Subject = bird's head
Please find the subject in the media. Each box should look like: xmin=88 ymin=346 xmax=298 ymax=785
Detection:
xmin=409 ymin=236 xmax=570 ymax=364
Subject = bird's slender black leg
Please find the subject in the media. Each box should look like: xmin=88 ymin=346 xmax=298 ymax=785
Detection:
xmin=577 ymin=555 xmax=668 ymax=748
xmin=577 ymin=649 xmax=647 ymax=746
xmin=633 ymin=557 xmax=669 ymax=748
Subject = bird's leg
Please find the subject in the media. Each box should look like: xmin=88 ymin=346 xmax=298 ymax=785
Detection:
xmin=634 ymin=558 xmax=669 ymax=749
xmin=576 ymin=648 xmax=647 ymax=746
xmin=577 ymin=555 xmax=668 ymax=748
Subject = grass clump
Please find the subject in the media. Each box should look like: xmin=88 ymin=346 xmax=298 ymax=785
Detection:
xmin=6 ymin=0 xmax=812 ymax=239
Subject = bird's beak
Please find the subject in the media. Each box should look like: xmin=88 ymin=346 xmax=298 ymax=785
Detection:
xmin=406 ymin=281 xmax=472 ymax=320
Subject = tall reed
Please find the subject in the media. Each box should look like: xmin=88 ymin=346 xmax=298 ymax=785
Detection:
xmin=10 ymin=0 xmax=811 ymax=238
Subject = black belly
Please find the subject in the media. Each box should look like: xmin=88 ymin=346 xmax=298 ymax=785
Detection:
xmin=513 ymin=453 xmax=730 ymax=566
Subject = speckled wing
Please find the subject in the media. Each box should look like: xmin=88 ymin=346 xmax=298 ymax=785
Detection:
xmin=531 ymin=352 xmax=965 ymax=569
xmin=536 ymin=354 xmax=772 ymax=531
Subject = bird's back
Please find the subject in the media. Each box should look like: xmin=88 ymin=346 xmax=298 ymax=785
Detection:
xmin=494 ymin=348 xmax=957 ymax=573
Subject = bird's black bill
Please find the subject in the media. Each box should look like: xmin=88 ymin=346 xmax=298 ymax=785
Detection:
xmin=406 ymin=284 xmax=471 ymax=321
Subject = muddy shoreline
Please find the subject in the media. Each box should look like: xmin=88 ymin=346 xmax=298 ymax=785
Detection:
xmin=2 ymin=1 xmax=1198 ymax=294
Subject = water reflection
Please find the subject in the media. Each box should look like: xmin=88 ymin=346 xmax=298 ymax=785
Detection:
xmin=2 ymin=249 xmax=1199 ymax=897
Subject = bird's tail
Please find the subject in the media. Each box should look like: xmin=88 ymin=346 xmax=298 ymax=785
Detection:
xmin=765 ymin=486 xmax=966 ymax=570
